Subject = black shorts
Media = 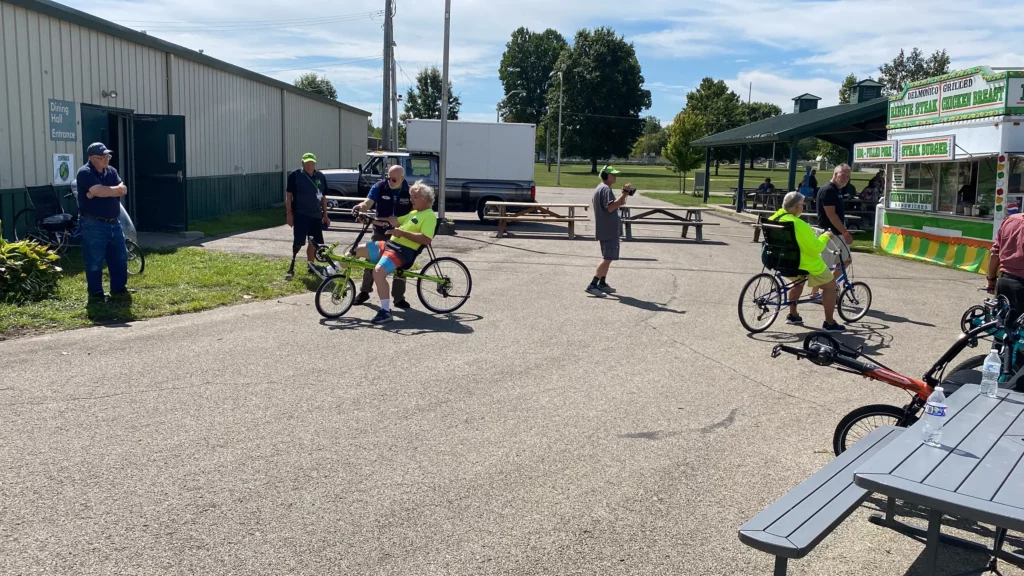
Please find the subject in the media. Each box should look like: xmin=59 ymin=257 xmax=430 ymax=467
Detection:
xmin=997 ymin=274 xmax=1024 ymax=325
xmin=600 ymin=239 xmax=620 ymax=261
xmin=293 ymin=215 xmax=324 ymax=247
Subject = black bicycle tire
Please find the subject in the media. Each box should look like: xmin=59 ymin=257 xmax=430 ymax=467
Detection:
xmin=947 ymin=354 xmax=986 ymax=375
xmin=838 ymin=281 xmax=872 ymax=323
xmin=126 ymin=239 xmax=146 ymax=275
xmin=315 ymin=276 xmax=356 ymax=319
xmin=416 ymin=256 xmax=472 ymax=314
xmin=833 ymin=404 xmax=910 ymax=456
xmin=12 ymin=208 xmax=47 ymax=244
xmin=737 ymin=273 xmax=782 ymax=333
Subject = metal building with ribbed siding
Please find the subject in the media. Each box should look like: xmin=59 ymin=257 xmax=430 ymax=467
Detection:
xmin=0 ymin=0 xmax=369 ymax=237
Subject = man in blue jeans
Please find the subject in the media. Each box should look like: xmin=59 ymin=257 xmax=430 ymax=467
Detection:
xmin=76 ymin=142 xmax=129 ymax=303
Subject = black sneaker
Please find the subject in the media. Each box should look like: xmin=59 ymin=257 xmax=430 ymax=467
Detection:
xmin=371 ymin=310 xmax=393 ymax=324
xmin=823 ymin=321 xmax=846 ymax=333
xmin=394 ymin=299 xmax=411 ymax=309
xmin=585 ymin=285 xmax=607 ymax=298
xmin=354 ymin=292 xmax=371 ymax=305
xmin=597 ymin=282 xmax=617 ymax=294
xmin=285 ymin=269 xmax=295 ymax=280
xmin=786 ymin=314 xmax=804 ymax=325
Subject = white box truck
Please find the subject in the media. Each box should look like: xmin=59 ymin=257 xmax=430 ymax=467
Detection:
xmin=323 ymin=120 xmax=537 ymax=221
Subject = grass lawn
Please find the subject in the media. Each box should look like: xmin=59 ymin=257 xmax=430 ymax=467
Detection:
xmin=190 ymin=207 xmax=285 ymax=237
xmin=0 ymin=247 xmax=317 ymax=339
xmin=534 ymin=163 xmax=874 ymax=193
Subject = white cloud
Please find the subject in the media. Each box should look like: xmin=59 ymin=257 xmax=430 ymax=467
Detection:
xmin=725 ymin=69 xmax=841 ymax=111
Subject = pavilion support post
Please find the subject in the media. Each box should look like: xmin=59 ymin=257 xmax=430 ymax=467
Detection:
xmin=736 ymin=145 xmax=748 ymax=214
xmin=788 ymin=140 xmax=799 ymax=191
xmin=702 ymin=147 xmax=712 ymax=203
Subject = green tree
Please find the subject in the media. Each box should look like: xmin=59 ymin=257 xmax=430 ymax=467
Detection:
xmin=294 ymin=72 xmax=337 ymax=100
xmin=630 ymin=116 xmax=669 ymax=159
xmin=878 ymin=48 xmax=951 ymax=94
xmin=663 ymin=109 xmax=707 ymax=194
xmin=684 ymin=78 xmax=744 ymax=175
xmin=543 ymin=27 xmax=652 ymax=173
xmin=838 ymin=73 xmax=858 ymax=104
xmin=741 ymin=101 xmax=782 ymax=168
xmin=402 ymin=66 xmax=461 ymax=121
xmin=367 ymin=118 xmax=381 ymax=138
xmin=498 ymin=27 xmax=567 ymax=125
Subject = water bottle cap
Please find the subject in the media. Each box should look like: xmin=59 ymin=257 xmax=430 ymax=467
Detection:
xmin=935 ymin=386 xmax=943 ymax=392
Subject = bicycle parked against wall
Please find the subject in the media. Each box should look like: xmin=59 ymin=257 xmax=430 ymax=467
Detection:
xmin=311 ymin=211 xmax=471 ymax=319
xmin=738 ymin=220 xmax=871 ymax=333
xmin=12 ymin=185 xmax=145 ymax=275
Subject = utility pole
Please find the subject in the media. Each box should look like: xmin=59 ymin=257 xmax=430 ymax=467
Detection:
xmin=556 ymin=70 xmax=564 ymax=186
xmin=546 ymin=117 xmax=551 ymax=172
xmin=380 ymin=0 xmax=392 ymax=150
xmin=391 ymin=35 xmax=398 ymax=150
xmin=437 ymin=0 xmax=454 ymax=234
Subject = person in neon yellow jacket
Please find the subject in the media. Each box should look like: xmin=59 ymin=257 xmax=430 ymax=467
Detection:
xmin=769 ymin=192 xmax=845 ymax=332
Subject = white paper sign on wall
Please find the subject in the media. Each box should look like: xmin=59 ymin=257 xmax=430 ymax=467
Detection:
xmin=53 ymin=153 xmax=74 ymax=185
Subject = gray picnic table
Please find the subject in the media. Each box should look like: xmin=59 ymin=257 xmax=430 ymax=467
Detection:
xmin=855 ymin=384 xmax=1024 ymax=575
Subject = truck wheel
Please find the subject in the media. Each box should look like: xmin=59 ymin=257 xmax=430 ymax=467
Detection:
xmin=477 ymin=198 xmax=499 ymax=223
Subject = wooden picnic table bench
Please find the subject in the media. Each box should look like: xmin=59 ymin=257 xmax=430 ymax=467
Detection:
xmin=619 ymin=205 xmax=719 ymax=243
xmin=485 ymin=201 xmax=590 ymax=239
xmin=746 ymin=209 xmax=862 ymax=243
xmin=739 ymin=426 xmax=903 ymax=575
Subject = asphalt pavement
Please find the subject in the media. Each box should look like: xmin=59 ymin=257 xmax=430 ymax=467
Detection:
xmin=2 ymin=186 xmax=1018 ymax=575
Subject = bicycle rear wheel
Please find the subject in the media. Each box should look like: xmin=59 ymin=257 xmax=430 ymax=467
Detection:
xmin=738 ymin=273 xmax=782 ymax=333
xmin=315 ymin=275 xmax=356 ymax=319
xmin=838 ymin=281 xmax=872 ymax=323
xmin=833 ymin=404 xmax=912 ymax=456
xmin=12 ymin=208 xmax=50 ymax=245
xmin=126 ymin=239 xmax=146 ymax=275
xmin=417 ymin=257 xmax=472 ymax=314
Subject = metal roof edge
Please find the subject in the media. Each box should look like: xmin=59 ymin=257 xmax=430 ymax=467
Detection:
xmin=6 ymin=0 xmax=371 ymax=116
xmin=690 ymin=99 xmax=887 ymax=147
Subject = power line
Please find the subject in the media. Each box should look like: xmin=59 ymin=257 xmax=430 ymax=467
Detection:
xmin=114 ymin=10 xmax=381 ymax=26
xmin=253 ymin=55 xmax=381 ymax=74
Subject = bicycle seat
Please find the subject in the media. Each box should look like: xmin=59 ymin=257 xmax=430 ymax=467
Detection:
xmin=40 ymin=213 xmax=75 ymax=231
xmin=395 ymin=245 xmax=426 ymax=273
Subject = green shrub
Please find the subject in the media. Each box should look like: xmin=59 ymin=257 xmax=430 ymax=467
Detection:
xmin=0 ymin=222 xmax=63 ymax=303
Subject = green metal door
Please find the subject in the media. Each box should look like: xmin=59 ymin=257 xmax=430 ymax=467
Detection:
xmin=132 ymin=114 xmax=186 ymax=231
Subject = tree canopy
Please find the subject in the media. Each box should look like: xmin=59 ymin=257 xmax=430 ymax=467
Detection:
xmin=878 ymin=48 xmax=951 ymax=94
xmin=684 ymin=78 xmax=744 ymax=173
xmin=630 ymin=116 xmax=669 ymax=158
xmin=402 ymin=66 xmax=461 ymax=121
xmin=498 ymin=27 xmax=567 ymax=124
xmin=294 ymin=72 xmax=337 ymax=100
xmin=663 ymin=109 xmax=707 ymax=187
xmin=543 ymin=27 xmax=651 ymax=173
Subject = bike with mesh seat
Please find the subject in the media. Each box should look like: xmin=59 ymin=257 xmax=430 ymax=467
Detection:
xmin=737 ymin=220 xmax=871 ymax=333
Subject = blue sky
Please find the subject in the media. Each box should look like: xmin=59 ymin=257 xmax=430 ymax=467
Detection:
xmin=69 ymin=0 xmax=1024 ymax=126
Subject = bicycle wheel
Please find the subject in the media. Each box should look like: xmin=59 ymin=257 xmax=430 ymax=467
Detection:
xmin=416 ymin=257 xmax=472 ymax=314
xmin=737 ymin=273 xmax=782 ymax=333
xmin=126 ymin=239 xmax=146 ymax=275
xmin=315 ymin=275 xmax=356 ymax=319
xmin=838 ymin=281 xmax=872 ymax=323
xmin=833 ymin=404 xmax=911 ymax=456
xmin=12 ymin=208 xmax=50 ymax=245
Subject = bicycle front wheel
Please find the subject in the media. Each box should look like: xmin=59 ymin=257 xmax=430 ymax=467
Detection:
xmin=417 ymin=257 xmax=472 ymax=314
xmin=126 ymin=239 xmax=146 ymax=275
xmin=738 ymin=273 xmax=782 ymax=333
xmin=833 ymin=404 xmax=911 ymax=456
xmin=315 ymin=275 xmax=356 ymax=319
xmin=838 ymin=281 xmax=872 ymax=323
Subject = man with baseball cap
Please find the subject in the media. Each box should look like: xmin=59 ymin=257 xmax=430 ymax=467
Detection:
xmin=76 ymin=142 xmax=129 ymax=303
xmin=586 ymin=165 xmax=632 ymax=297
xmin=285 ymin=152 xmax=331 ymax=279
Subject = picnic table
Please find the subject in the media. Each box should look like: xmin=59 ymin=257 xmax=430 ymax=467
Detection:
xmin=746 ymin=209 xmax=862 ymax=243
xmin=855 ymin=383 xmax=1024 ymax=575
xmin=618 ymin=205 xmax=719 ymax=243
xmin=485 ymin=201 xmax=589 ymax=240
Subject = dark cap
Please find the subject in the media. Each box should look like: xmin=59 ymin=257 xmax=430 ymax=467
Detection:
xmin=86 ymin=142 xmax=113 ymax=157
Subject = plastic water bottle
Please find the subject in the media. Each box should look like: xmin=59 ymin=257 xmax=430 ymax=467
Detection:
xmin=921 ymin=387 xmax=947 ymax=447
xmin=981 ymin=349 xmax=1001 ymax=398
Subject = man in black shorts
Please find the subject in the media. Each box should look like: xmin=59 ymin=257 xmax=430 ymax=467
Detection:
xmin=586 ymin=165 xmax=631 ymax=297
xmin=285 ymin=152 xmax=331 ymax=279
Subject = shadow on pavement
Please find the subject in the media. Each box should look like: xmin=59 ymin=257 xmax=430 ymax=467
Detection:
xmin=610 ymin=295 xmax=685 ymax=314
xmin=746 ymin=331 xmax=803 ymax=344
xmin=865 ymin=308 xmax=937 ymax=328
xmin=834 ymin=321 xmax=894 ymax=354
xmin=86 ymin=294 xmax=135 ymax=326
xmin=319 ymin=308 xmax=480 ymax=336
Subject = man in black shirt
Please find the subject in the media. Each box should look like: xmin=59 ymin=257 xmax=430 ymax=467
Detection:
xmin=352 ymin=164 xmax=412 ymax=307
xmin=285 ymin=152 xmax=331 ymax=279
xmin=811 ymin=164 xmax=854 ymax=298
xmin=808 ymin=169 xmax=819 ymax=192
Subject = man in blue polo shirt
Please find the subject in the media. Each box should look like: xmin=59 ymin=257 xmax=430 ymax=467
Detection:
xmin=76 ymin=142 xmax=129 ymax=303
xmin=352 ymin=164 xmax=412 ymax=307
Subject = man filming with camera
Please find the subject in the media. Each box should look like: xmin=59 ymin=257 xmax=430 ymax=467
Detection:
xmin=586 ymin=165 xmax=634 ymax=297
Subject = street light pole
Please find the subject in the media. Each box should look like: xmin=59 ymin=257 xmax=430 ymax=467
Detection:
xmin=496 ymin=90 xmax=525 ymax=123
xmin=556 ymin=70 xmax=563 ymax=186
xmin=437 ymin=0 xmax=453 ymax=233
